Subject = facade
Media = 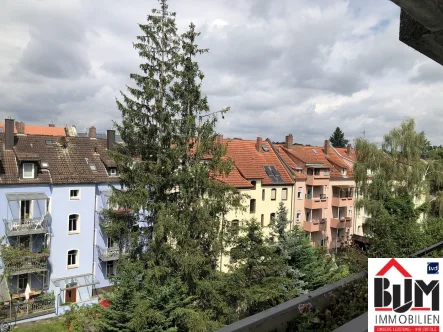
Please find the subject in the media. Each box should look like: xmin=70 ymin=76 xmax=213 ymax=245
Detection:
xmin=216 ymin=137 xmax=294 ymax=271
xmin=270 ymin=135 xmax=360 ymax=250
xmin=0 ymin=119 xmax=121 ymax=322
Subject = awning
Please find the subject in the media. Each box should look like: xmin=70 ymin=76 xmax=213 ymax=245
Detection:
xmin=6 ymin=192 xmax=49 ymax=201
xmin=51 ymin=273 xmax=99 ymax=291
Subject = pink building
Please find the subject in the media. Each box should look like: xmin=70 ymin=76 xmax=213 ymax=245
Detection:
xmin=270 ymin=135 xmax=357 ymax=250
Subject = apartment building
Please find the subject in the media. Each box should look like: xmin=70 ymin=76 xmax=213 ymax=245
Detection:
xmin=270 ymin=135 xmax=360 ymax=250
xmin=0 ymin=119 xmax=122 ymax=322
xmin=216 ymin=137 xmax=294 ymax=270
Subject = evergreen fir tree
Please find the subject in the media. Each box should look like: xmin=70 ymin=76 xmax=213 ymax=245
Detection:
xmin=101 ymin=0 xmax=241 ymax=330
xmin=329 ymin=127 xmax=349 ymax=148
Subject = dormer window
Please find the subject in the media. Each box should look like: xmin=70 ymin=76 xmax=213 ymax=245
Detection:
xmin=342 ymin=168 xmax=347 ymax=175
xmin=108 ymin=168 xmax=117 ymax=176
xmin=22 ymin=163 xmax=35 ymax=179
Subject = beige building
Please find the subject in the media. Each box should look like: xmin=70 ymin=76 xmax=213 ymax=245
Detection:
xmin=217 ymin=137 xmax=294 ymax=271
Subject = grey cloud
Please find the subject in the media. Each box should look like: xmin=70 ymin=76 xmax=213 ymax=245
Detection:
xmin=409 ymin=61 xmax=443 ymax=84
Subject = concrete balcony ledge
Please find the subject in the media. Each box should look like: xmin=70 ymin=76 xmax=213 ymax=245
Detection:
xmin=96 ymin=246 xmax=126 ymax=262
xmin=303 ymin=219 xmax=327 ymax=232
xmin=217 ymin=271 xmax=366 ymax=332
xmin=331 ymin=196 xmax=353 ymax=207
xmin=330 ymin=218 xmax=352 ymax=229
xmin=6 ymin=260 xmax=48 ymax=276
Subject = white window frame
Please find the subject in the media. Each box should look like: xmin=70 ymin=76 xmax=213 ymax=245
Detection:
xmin=281 ymin=188 xmax=288 ymax=201
xmin=324 ymin=169 xmax=330 ymax=176
xmin=297 ymin=187 xmax=302 ymax=199
xmin=109 ymin=168 xmax=117 ymax=176
xmin=296 ymin=211 xmax=301 ymax=222
xmin=22 ymin=163 xmax=35 ymax=179
xmin=107 ymin=237 xmax=116 ymax=249
xmin=70 ymin=189 xmax=81 ymax=200
xmin=271 ymin=188 xmax=277 ymax=201
xmin=342 ymin=168 xmax=347 ymax=175
xmin=67 ymin=249 xmax=79 ymax=269
xmin=18 ymin=273 xmax=29 ymax=291
xmin=68 ymin=214 xmax=80 ymax=234
xmin=19 ymin=200 xmax=33 ymax=220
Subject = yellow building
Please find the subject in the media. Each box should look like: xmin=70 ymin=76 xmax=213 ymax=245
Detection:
xmin=217 ymin=136 xmax=294 ymax=271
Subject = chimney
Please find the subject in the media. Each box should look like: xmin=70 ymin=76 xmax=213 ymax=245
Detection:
xmin=15 ymin=121 xmax=25 ymax=135
xmin=49 ymin=123 xmax=55 ymax=127
xmin=5 ymin=118 xmax=14 ymax=150
xmin=216 ymin=134 xmax=223 ymax=145
xmin=107 ymin=130 xmax=116 ymax=150
xmin=256 ymin=137 xmax=262 ymax=152
xmin=285 ymin=134 xmax=293 ymax=149
xmin=89 ymin=126 xmax=96 ymax=139
xmin=347 ymin=143 xmax=352 ymax=156
xmin=324 ymin=140 xmax=330 ymax=155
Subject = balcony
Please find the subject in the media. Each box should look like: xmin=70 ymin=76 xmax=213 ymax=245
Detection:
xmin=331 ymin=194 xmax=353 ymax=207
xmin=330 ymin=217 xmax=352 ymax=229
xmin=306 ymin=174 xmax=329 ymax=186
xmin=96 ymin=246 xmax=126 ymax=261
xmin=5 ymin=259 xmax=48 ymax=276
xmin=303 ymin=219 xmax=327 ymax=232
xmin=216 ymin=241 xmax=443 ymax=332
xmin=0 ymin=297 xmax=56 ymax=323
xmin=3 ymin=215 xmax=50 ymax=237
xmin=304 ymin=194 xmax=327 ymax=209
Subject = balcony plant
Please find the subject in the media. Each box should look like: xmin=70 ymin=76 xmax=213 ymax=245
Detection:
xmin=0 ymin=242 xmax=48 ymax=277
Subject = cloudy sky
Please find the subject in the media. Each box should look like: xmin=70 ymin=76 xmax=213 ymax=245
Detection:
xmin=1 ymin=0 xmax=443 ymax=146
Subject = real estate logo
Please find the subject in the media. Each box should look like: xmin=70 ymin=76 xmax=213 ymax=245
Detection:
xmin=368 ymin=258 xmax=442 ymax=332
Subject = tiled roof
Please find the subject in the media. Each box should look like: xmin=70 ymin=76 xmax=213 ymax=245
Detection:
xmin=0 ymin=124 xmax=66 ymax=136
xmin=218 ymin=139 xmax=293 ymax=187
xmin=335 ymin=147 xmax=357 ymax=162
xmin=0 ymin=134 xmax=119 ymax=184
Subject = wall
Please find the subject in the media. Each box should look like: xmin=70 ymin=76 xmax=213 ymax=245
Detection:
xmin=220 ymin=180 xmax=293 ymax=272
xmin=293 ymin=180 xmax=306 ymax=225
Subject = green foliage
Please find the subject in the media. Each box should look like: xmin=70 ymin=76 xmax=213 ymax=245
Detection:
xmin=63 ymin=304 xmax=100 ymax=332
xmin=286 ymin=277 xmax=367 ymax=331
xmin=329 ymin=127 xmax=349 ymax=148
xmin=226 ymin=219 xmax=303 ymax=318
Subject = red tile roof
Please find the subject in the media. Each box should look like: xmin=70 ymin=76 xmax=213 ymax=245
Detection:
xmin=0 ymin=124 xmax=66 ymax=136
xmin=217 ymin=139 xmax=294 ymax=187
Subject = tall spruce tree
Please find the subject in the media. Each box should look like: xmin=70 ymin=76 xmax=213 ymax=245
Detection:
xmin=102 ymin=0 xmax=241 ymax=330
xmin=329 ymin=127 xmax=349 ymax=148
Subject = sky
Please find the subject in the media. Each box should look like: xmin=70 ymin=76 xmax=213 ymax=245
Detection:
xmin=1 ymin=0 xmax=443 ymax=146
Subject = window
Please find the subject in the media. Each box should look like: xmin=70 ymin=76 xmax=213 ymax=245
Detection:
xmin=342 ymin=168 xmax=347 ymax=175
xmin=281 ymin=188 xmax=288 ymax=200
xmin=90 ymin=164 xmax=97 ymax=171
xmin=270 ymin=213 xmax=275 ymax=222
xmin=260 ymin=214 xmax=264 ymax=227
xmin=348 ymin=208 xmax=353 ymax=216
xmin=323 ymin=208 xmax=327 ymax=218
xmin=106 ymin=261 xmax=116 ymax=279
xmin=108 ymin=168 xmax=117 ymax=176
xmin=249 ymin=199 xmax=256 ymax=213
xmin=68 ymin=214 xmax=79 ymax=234
xmin=271 ymin=189 xmax=276 ymax=200
xmin=262 ymin=189 xmax=265 ymax=201
xmin=18 ymin=274 xmax=28 ymax=291
xmin=20 ymin=200 xmax=31 ymax=221
xmin=314 ymin=169 xmax=320 ymax=176
xmin=19 ymin=236 xmax=30 ymax=249
xmin=320 ymin=239 xmax=326 ymax=247
xmin=231 ymin=220 xmax=239 ymax=235
xmin=70 ymin=189 xmax=80 ymax=200
xmin=23 ymin=163 xmax=34 ymax=179
xmin=67 ymin=250 xmax=78 ymax=268
xmin=107 ymin=237 xmax=115 ymax=248
xmin=251 ymin=181 xmax=256 ymax=189
xmin=297 ymin=187 xmax=302 ymax=199
xmin=324 ymin=169 xmax=330 ymax=176
xmin=296 ymin=211 xmax=301 ymax=222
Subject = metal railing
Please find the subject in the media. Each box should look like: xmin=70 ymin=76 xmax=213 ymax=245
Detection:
xmin=3 ymin=215 xmax=50 ymax=236
xmin=0 ymin=297 xmax=55 ymax=322
xmin=217 ymin=240 xmax=443 ymax=332
xmin=5 ymin=260 xmax=48 ymax=276
xmin=96 ymin=245 xmax=125 ymax=261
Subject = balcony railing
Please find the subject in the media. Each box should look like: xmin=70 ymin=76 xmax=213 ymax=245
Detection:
xmin=216 ymin=240 xmax=443 ymax=332
xmin=5 ymin=259 xmax=48 ymax=276
xmin=330 ymin=217 xmax=352 ymax=229
xmin=0 ymin=297 xmax=55 ymax=322
xmin=96 ymin=246 xmax=126 ymax=261
xmin=3 ymin=215 xmax=50 ymax=236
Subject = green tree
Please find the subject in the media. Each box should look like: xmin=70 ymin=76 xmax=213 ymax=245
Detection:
xmin=102 ymin=0 xmax=241 ymax=330
xmin=226 ymin=219 xmax=302 ymax=318
xmin=354 ymin=119 xmax=443 ymax=257
xmin=329 ymin=127 xmax=349 ymax=148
